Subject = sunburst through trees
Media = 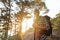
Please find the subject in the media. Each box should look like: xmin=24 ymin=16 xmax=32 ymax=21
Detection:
xmin=0 ymin=0 xmax=49 ymax=40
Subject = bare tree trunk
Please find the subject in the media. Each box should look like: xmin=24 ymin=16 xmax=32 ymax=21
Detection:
xmin=34 ymin=9 xmax=40 ymax=40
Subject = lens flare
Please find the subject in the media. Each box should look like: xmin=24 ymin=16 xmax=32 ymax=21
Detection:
xmin=22 ymin=13 xmax=34 ymax=33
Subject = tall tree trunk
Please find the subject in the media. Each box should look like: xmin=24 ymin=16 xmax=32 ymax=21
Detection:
xmin=34 ymin=9 xmax=40 ymax=40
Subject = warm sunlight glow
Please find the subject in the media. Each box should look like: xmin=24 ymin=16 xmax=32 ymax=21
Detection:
xmin=22 ymin=13 xmax=34 ymax=32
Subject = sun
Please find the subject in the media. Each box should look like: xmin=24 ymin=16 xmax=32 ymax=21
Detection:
xmin=22 ymin=13 xmax=34 ymax=33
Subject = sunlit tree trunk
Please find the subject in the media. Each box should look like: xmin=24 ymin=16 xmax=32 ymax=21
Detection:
xmin=34 ymin=9 xmax=40 ymax=40
xmin=34 ymin=0 xmax=42 ymax=39
xmin=34 ymin=0 xmax=49 ymax=40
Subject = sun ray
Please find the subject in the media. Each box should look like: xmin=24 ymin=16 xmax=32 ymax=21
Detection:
xmin=22 ymin=13 xmax=34 ymax=33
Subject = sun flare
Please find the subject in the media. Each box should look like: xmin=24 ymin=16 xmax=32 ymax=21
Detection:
xmin=22 ymin=13 xmax=34 ymax=33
